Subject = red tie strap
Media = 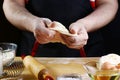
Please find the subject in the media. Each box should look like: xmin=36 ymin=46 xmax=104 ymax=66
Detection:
xmin=30 ymin=40 xmax=86 ymax=57
xmin=90 ymin=0 xmax=96 ymax=9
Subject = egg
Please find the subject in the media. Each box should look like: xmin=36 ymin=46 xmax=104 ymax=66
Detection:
xmin=101 ymin=62 xmax=117 ymax=70
xmin=98 ymin=53 xmax=120 ymax=70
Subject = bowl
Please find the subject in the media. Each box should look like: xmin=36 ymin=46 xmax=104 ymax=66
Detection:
xmin=84 ymin=61 xmax=120 ymax=80
xmin=0 ymin=43 xmax=17 ymax=66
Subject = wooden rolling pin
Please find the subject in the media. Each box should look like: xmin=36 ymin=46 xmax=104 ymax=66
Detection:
xmin=23 ymin=55 xmax=54 ymax=80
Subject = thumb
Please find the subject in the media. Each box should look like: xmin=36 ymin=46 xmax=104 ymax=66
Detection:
xmin=69 ymin=23 xmax=79 ymax=34
xmin=41 ymin=18 xmax=52 ymax=27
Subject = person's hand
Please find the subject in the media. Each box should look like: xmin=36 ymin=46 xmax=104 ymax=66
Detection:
xmin=33 ymin=18 xmax=56 ymax=44
xmin=61 ymin=21 xmax=88 ymax=49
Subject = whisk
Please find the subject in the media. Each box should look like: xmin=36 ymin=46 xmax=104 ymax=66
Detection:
xmin=1 ymin=60 xmax=24 ymax=79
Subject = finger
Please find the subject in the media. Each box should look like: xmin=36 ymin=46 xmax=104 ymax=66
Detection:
xmin=35 ymin=29 xmax=55 ymax=42
xmin=36 ymin=36 xmax=50 ymax=44
xmin=41 ymin=18 xmax=52 ymax=26
xmin=67 ymin=44 xmax=84 ymax=50
xmin=39 ymin=27 xmax=56 ymax=39
xmin=68 ymin=40 xmax=87 ymax=47
xmin=69 ymin=23 xmax=79 ymax=34
xmin=78 ymin=30 xmax=88 ymax=44
xmin=47 ymin=22 xmax=56 ymax=28
xmin=67 ymin=36 xmax=87 ymax=46
xmin=60 ymin=34 xmax=75 ymax=44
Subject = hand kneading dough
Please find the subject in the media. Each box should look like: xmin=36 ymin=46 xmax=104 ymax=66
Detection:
xmin=47 ymin=21 xmax=77 ymax=44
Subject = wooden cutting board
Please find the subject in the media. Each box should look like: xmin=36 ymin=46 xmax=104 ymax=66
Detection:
xmin=15 ymin=57 xmax=99 ymax=80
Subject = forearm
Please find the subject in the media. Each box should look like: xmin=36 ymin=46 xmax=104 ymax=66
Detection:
xmin=77 ymin=0 xmax=118 ymax=32
xmin=3 ymin=0 xmax=37 ymax=32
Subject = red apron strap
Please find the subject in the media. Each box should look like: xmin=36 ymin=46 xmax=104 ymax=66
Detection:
xmin=90 ymin=0 xmax=96 ymax=9
xmin=21 ymin=40 xmax=39 ymax=59
xmin=31 ymin=40 xmax=87 ymax=57
xmin=31 ymin=41 xmax=39 ymax=57
xmin=25 ymin=0 xmax=29 ymax=4
xmin=80 ymin=47 xmax=86 ymax=57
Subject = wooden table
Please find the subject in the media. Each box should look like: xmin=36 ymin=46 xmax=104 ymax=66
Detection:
xmin=3 ymin=57 xmax=99 ymax=80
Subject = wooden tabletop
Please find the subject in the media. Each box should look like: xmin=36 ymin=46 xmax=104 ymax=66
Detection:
xmin=2 ymin=57 xmax=99 ymax=80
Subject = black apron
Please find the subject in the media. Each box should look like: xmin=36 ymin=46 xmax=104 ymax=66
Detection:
xmin=19 ymin=0 xmax=105 ymax=57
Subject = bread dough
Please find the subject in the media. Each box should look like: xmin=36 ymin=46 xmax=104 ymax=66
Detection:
xmin=47 ymin=21 xmax=77 ymax=44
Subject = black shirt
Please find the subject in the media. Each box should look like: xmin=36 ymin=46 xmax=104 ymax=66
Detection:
xmin=19 ymin=0 xmax=105 ymax=57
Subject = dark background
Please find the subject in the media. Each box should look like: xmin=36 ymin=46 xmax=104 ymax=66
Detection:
xmin=0 ymin=0 xmax=120 ymax=56
xmin=0 ymin=0 xmax=21 ymax=56
xmin=101 ymin=0 xmax=120 ymax=55
xmin=0 ymin=0 xmax=21 ymax=43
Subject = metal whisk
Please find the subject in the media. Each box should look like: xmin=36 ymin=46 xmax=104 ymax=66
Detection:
xmin=1 ymin=60 xmax=24 ymax=79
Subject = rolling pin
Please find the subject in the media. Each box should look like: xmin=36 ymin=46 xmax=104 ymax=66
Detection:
xmin=23 ymin=55 xmax=54 ymax=80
